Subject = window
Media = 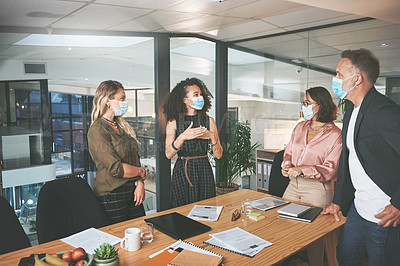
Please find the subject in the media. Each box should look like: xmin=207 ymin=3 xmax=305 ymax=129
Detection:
xmin=50 ymin=93 xmax=92 ymax=176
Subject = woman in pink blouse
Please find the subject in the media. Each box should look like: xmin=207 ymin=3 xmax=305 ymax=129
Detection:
xmin=282 ymin=86 xmax=342 ymax=266
xmin=282 ymin=86 xmax=342 ymax=208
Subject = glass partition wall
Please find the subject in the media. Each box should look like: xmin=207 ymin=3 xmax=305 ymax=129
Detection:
xmin=170 ymin=37 xmax=216 ymax=174
xmin=1 ymin=17 xmax=400 ymax=227
xmin=227 ymin=19 xmax=400 ymax=189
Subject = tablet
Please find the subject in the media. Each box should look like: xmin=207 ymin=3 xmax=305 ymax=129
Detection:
xmin=145 ymin=212 xmax=211 ymax=240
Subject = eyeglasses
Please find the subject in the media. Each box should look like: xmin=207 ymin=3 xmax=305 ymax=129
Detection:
xmin=231 ymin=209 xmax=241 ymax=221
xmin=301 ymin=100 xmax=317 ymax=107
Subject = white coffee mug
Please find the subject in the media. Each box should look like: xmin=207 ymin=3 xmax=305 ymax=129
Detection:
xmin=120 ymin=228 xmax=141 ymax=251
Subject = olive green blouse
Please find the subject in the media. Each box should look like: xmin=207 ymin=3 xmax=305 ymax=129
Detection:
xmin=87 ymin=118 xmax=140 ymax=197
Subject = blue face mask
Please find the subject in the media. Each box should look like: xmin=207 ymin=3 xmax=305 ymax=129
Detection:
xmin=114 ymin=100 xmax=128 ymax=116
xmin=187 ymin=96 xmax=204 ymax=110
xmin=332 ymin=74 xmax=357 ymax=99
xmin=301 ymin=104 xmax=316 ymax=120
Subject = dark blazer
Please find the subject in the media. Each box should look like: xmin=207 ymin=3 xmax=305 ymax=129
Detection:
xmin=333 ymin=87 xmax=400 ymax=216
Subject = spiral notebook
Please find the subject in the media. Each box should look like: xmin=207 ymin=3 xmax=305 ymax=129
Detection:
xmin=149 ymin=239 xmax=223 ymax=259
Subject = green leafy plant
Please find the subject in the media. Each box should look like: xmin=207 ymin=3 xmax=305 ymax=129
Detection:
xmin=209 ymin=118 xmax=260 ymax=188
xmin=338 ymin=98 xmax=352 ymax=118
xmin=94 ymin=243 xmax=119 ymax=260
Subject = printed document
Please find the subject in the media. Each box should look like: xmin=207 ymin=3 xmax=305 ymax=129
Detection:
xmin=61 ymin=227 xmax=121 ymax=254
xmin=187 ymin=205 xmax=223 ymax=221
xmin=209 ymin=227 xmax=272 ymax=255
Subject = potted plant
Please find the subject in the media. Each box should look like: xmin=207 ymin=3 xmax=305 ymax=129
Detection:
xmin=338 ymin=98 xmax=352 ymax=119
xmin=209 ymin=118 xmax=260 ymax=195
xmin=93 ymin=243 xmax=119 ymax=266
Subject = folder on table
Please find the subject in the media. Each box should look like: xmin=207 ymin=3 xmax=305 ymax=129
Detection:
xmin=168 ymin=249 xmax=222 ymax=266
xmin=138 ymin=248 xmax=180 ymax=266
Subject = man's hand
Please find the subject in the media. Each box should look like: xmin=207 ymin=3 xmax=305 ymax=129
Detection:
xmin=321 ymin=203 xmax=341 ymax=221
xmin=375 ymin=204 xmax=400 ymax=228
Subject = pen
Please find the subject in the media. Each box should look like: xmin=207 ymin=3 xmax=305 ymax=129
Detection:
xmin=192 ymin=215 xmax=210 ymax=219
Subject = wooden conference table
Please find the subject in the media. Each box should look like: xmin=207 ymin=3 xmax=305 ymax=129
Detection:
xmin=0 ymin=189 xmax=346 ymax=265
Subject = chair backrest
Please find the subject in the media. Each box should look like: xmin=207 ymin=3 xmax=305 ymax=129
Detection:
xmin=0 ymin=196 xmax=31 ymax=255
xmin=36 ymin=177 xmax=109 ymax=244
xmin=268 ymin=150 xmax=289 ymax=197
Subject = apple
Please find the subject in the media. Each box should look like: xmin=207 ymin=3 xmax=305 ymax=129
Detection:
xmin=72 ymin=247 xmax=86 ymax=262
xmin=62 ymin=251 xmax=74 ymax=264
xmin=75 ymin=259 xmax=88 ymax=266
xmin=50 ymin=253 xmax=62 ymax=259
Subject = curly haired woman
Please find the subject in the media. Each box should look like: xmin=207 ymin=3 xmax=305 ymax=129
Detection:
xmin=164 ymin=77 xmax=223 ymax=208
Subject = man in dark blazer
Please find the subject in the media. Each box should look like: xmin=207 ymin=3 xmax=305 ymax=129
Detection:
xmin=322 ymin=49 xmax=400 ymax=265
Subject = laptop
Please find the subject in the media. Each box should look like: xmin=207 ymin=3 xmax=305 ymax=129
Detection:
xmin=145 ymin=212 xmax=211 ymax=240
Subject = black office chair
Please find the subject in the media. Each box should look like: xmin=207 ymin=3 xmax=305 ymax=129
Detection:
xmin=268 ymin=150 xmax=289 ymax=197
xmin=0 ymin=196 xmax=31 ymax=255
xmin=36 ymin=177 xmax=109 ymax=244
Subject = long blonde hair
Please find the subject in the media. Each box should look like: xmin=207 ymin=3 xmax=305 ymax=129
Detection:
xmin=91 ymin=80 xmax=137 ymax=141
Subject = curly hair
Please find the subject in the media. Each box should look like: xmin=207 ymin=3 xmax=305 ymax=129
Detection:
xmin=307 ymin=86 xmax=338 ymax=123
xmin=163 ymin=77 xmax=213 ymax=121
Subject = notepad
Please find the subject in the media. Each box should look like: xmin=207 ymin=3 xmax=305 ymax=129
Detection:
xmin=279 ymin=206 xmax=323 ymax=223
xmin=145 ymin=212 xmax=211 ymax=240
xmin=247 ymin=212 xmax=265 ymax=221
xmin=168 ymin=249 xmax=222 ymax=266
xmin=277 ymin=203 xmax=312 ymax=217
xmin=149 ymin=239 xmax=223 ymax=259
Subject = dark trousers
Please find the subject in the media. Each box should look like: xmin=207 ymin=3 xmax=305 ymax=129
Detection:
xmin=337 ymin=203 xmax=400 ymax=266
xmin=97 ymin=181 xmax=145 ymax=225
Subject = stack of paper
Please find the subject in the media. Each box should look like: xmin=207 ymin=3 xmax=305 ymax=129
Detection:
xmin=247 ymin=212 xmax=265 ymax=221
xmin=204 ymin=227 xmax=273 ymax=257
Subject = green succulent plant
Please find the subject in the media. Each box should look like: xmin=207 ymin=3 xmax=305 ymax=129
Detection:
xmin=94 ymin=242 xmax=119 ymax=260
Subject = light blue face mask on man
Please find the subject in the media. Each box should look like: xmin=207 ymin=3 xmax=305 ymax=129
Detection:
xmin=114 ymin=100 xmax=128 ymax=116
xmin=332 ymin=73 xmax=357 ymax=99
xmin=188 ymin=96 xmax=204 ymax=110
xmin=301 ymin=104 xmax=316 ymax=120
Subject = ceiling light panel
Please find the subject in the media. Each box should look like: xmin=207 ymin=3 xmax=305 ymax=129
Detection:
xmin=51 ymin=4 xmax=152 ymax=30
xmin=14 ymin=34 xmax=152 ymax=48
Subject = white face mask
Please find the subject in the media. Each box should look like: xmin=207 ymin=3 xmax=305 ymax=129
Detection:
xmin=332 ymin=73 xmax=358 ymax=99
xmin=186 ymin=96 xmax=204 ymax=110
xmin=113 ymin=100 xmax=128 ymax=116
xmin=301 ymin=104 xmax=316 ymax=120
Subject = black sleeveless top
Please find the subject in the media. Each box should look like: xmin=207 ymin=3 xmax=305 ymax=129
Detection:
xmin=176 ymin=113 xmax=210 ymax=157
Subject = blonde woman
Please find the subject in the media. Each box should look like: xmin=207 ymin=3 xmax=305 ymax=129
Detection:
xmin=88 ymin=80 xmax=146 ymax=224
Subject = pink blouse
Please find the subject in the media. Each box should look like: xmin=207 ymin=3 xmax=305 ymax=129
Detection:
xmin=282 ymin=120 xmax=342 ymax=182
